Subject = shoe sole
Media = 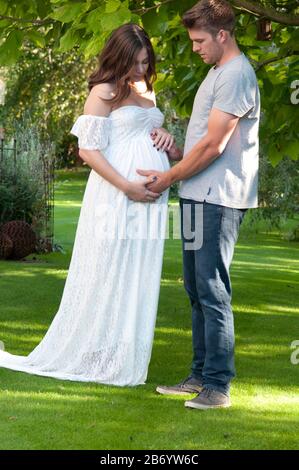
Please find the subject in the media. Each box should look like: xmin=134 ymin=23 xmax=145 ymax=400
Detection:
xmin=185 ymin=400 xmax=231 ymax=410
xmin=156 ymin=386 xmax=200 ymax=396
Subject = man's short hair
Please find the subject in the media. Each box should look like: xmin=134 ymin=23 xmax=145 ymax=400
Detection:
xmin=182 ymin=0 xmax=236 ymax=36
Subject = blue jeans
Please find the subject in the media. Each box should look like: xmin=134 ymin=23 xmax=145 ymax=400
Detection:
xmin=180 ymin=198 xmax=247 ymax=395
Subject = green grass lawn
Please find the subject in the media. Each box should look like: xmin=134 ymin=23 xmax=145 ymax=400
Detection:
xmin=0 ymin=167 xmax=298 ymax=450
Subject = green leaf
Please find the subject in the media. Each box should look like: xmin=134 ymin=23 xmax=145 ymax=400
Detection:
xmin=0 ymin=31 xmax=23 ymax=66
xmin=142 ymin=9 xmax=161 ymax=37
xmin=269 ymin=143 xmax=283 ymax=167
xmin=84 ymin=35 xmax=106 ymax=58
xmin=48 ymin=3 xmax=87 ymax=23
xmin=27 ymin=30 xmax=46 ymax=48
xmin=85 ymin=6 xmax=105 ymax=33
xmin=174 ymin=66 xmax=191 ymax=82
xmin=27 ymin=0 xmax=39 ymax=15
xmin=100 ymin=6 xmax=131 ymax=32
xmin=284 ymin=140 xmax=299 ymax=161
xmin=0 ymin=0 xmax=8 ymax=15
xmin=45 ymin=22 xmax=62 ymax=43
xmin=0 ymin=19 xmax=10 ymax=28
xmin=59 ymin=28 xmax=80 ymax=51
xmin=105 ymin=0 xmax=121 ymax=13
xmin=37 ymin=0 xmax=54 ymax=18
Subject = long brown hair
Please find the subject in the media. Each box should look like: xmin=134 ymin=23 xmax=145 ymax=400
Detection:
xmin=88 ymin=23 xmax=156 ymax=105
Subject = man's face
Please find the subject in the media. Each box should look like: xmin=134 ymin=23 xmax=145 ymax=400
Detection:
xmin=188 ymin=28 xmax=223 ymax=65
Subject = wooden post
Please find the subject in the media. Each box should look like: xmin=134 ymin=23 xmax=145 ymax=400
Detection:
xmin=257 ymin=18 xmax=272 ymax=41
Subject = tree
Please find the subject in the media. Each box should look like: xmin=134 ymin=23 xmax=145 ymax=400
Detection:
xmin=0 ymin=0 xmax=298 ymax=165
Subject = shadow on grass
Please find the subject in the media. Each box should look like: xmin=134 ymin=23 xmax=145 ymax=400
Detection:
xmin=0 ymin=364 xmax=298 ymax=450
xmin=0 ymin=178 xmax=298 ymax=449
xmin=1 ymin=305 xmax=297 ymax=391
xmin=1 ymin=245 xmax=298 ymax=387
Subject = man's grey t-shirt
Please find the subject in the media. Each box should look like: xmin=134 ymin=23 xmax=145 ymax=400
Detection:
xmin=179 ymin=53 xmax=260 ymax=209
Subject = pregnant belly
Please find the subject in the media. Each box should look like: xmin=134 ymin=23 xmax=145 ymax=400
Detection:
xmin=105 ymin=137 xmax=170 ymax=180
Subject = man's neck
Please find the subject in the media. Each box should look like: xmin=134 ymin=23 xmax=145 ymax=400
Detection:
xmin=215 ymin=44 xmax=242 ymax=68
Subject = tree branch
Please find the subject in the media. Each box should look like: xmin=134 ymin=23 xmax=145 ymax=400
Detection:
xmin=132 ymin=0 xmax=299 ymax=25
xmin=132 ymin=0 xmax=174 ymax=15
xmin=0 ymin=15 xmax=53 ymax=26
xmin=230 ymin=0 xmax=299 ymax=26
xmin=254 ymin=51 xmax=299 ymax=71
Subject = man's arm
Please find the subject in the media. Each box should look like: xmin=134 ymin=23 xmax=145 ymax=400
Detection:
xmin=170 ymin=108 xmax=239 ymax=182
xmin=138 ymin=108 xmax=240 ymax=192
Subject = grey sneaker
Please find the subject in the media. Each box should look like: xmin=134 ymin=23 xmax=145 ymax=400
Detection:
xmin=185 ymin=387 xmax=231 ymax=409
xmin=156 ymin=376 xmax=203 ymax=396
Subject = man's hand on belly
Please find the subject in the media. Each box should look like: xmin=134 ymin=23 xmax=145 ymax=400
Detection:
xmin=136 ymin=169 xmax=172 ymax=193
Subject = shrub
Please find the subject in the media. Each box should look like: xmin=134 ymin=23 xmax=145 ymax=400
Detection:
xmin=0 ymin=114 xmax=55 ymax=249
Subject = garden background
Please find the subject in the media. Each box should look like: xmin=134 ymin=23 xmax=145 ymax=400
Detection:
xmin=0 ymin=0 xmax=298 ymax=450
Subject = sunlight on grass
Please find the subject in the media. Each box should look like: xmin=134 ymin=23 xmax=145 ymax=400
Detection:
xmin=2 ymin=268 xmax=68 ymax=277
xmin=0 ymin=391 xmax=101 ymax=402
xmin=3 ymin=271 xmax=37 ymax=278
xmin=237 ymin=243 xmax=296 ymax=251
xmin=233 ymin=260 xmax=298 ymax=272
xmin=234 ymin=305 xmax=298 ymax=315
xmin=0 ymin=170 xmax=298 ymax=450
xmin=155 ymin=327 xmax=191 ymax=337
xmin=2 ymin=335 xmax=45 ymax=344
xmin=265 ymin=305 xmax=299 ymax=314
xmin=160 ymin=278 xmax=183 ymax=286
xmin=55 ymin=202 xmax=83 ymax=208
xmin=0 ymin=321 xmax=46 ymax=331
xmin=237 ymin=344 xmax=289 ymax=356
xmin=152 ymin=340 xmax=169 ymax=346
xmin=251 ymin=393 xmax=299 ymax=407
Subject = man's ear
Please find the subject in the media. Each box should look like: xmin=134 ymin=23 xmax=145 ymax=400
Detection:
xmin=217 ymin=29 xmax=228 ymax=44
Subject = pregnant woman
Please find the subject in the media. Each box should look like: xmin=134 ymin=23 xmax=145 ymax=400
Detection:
xmin=0 ymin=23 xmax=180 ymax=386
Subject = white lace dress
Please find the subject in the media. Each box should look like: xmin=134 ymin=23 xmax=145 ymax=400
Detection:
xmin=0 ymin=106 xmax=170 ymax=386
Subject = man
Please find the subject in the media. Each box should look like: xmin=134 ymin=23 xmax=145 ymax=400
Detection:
xmin=138 ymin=0 xmax=260 ymax=409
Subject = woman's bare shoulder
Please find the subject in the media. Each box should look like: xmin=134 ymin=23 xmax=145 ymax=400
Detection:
xmin=84 ymin=83 xmax=115 ymax=116
xmin=91 ymin=83 xmax=116 ymax=100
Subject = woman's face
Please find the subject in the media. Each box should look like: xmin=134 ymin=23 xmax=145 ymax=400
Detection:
xmin=130 ymin=47 xmax=149 ymax=82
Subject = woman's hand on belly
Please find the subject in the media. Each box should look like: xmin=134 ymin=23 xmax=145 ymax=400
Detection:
xmin=150 ymin=127 xmax=174 ymax=152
